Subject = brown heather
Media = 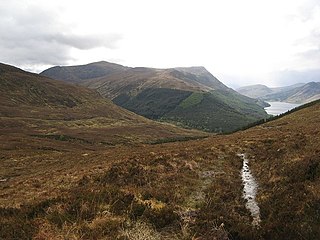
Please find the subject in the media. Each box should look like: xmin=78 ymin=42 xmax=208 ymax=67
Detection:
xmin=1 ymin=63 xmax=320 ymax=239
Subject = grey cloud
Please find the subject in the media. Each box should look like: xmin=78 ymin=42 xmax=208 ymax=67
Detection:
xmin=44 ymin=33 xmax=122 ymax=50
xmin=0 ymin=1 xmax=122 ymax=68
xmin=1 ymin=41 xmax=75 ymax=66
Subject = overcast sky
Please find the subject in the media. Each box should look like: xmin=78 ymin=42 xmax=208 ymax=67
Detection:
xmin=1 ymin=0 xmax=319 ymax=88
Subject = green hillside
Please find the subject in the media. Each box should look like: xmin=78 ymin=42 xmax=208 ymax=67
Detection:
xmin=113 ymin=88 xmax=192 ymax=119
xmin=164 ymin=90 xmax=268 ymax=132
xmin=113 ymin=88 xmax=268 ymax=133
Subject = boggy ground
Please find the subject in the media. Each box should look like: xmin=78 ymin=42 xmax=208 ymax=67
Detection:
xmin=1 ymin=102 xmax=320 ymax=239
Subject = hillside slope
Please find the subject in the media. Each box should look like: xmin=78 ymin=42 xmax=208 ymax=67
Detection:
xmin=1 ymin=88 xmax=319 ymax=240
xmin=42 ymin=62 xmax=269 ymax=133
xmin=0 ymin=63 xmax=206 ymax=149
xmin=237 ymin=84 xmax=273 ymax=99
xmin=234 ymin=99 xmax=320 ymax=239
xmin=86 ymin=67 xmax=218 ymax=99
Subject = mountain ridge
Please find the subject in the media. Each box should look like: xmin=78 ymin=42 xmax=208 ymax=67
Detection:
xmin=41 ymin=61 xmax=269 ymax=133
xmin=0 ymin=62 xmax=207 ymax=147
xmin=237 ymin=82 xmax=320 ymax=103
xmin=41 ymin=61 xmax=130 ymax=84
xmin=42 ymin=62 xmax=229 ymax=96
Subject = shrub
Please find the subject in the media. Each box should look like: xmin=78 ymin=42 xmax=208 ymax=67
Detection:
xmin=143 ymin=205 xmax=179 ymax=229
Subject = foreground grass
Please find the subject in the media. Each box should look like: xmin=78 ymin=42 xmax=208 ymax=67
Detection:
xmin=0 ymin=136 xmax=255 ymax=239
xmin=1 ymin=102 xmax=320 ymax=239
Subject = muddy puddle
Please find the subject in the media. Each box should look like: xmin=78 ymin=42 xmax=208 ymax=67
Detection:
xmin=238 ymin=153 xmax=261 ymax=227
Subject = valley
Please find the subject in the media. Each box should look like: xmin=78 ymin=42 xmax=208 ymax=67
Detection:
xmin=41 ymin=62 xmax=269 ymax=133
xmin=3 ymin=1 xmax=320 ymax=239
xmin=1 ymin=63 xmax=319 ymax=239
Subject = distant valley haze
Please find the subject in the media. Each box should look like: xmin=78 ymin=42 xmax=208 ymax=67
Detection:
xmin=1 ymin=0 xmax=320 ymax=88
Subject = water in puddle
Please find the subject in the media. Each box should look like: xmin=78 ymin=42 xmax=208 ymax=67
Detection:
xmin=238 ymin=153 xmax=261 ymax=227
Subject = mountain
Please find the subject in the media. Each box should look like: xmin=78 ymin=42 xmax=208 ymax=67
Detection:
xmin=237 ymin=84 xmax=274 ymax=99
xmin=237 ymin=82 xmax=320 ymax=104
xmin=41 ymin=62 xmax=269 ymax=133
xmin=42 ymin=63 xmax=228 ymax=94
xmin=84 ymin=67 xmax=220 ymax=99
xmin=271 ymin=82 xmax=305 ymax=92
xmin=114 ymin=89 xmax=269 ymax=132
xmin=0 ymin=63 xmax=206 ymax=148
xmin=173 ymin=66 xmax=229 ymax=90
xmin=40 ymin=61 xmax=129 ymax=84
xmin=1 ymin=79 xmax=319 ymax=240
xmin=262 ymin=82 xmax=320 ymax=103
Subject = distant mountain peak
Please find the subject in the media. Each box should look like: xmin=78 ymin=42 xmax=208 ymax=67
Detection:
xmin=87 ymin=60 xmax=126 ymax=66
xmin=237 ymin=82 xmax=320 ymax=104
xmin=174 ymin=66 xmax=228 ymax=91
xmin=174 ymin=66 xmax=208 ymax=73
xmin=41 ymin=61 xmax=229 ymax=92
xmin=304 ymin=81 xmax=319 ymax=87
xmin=41 ymin=61 xmax=129 ymax=83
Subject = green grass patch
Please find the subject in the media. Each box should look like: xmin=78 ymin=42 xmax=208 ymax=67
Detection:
xmin=31 ymin=134 xmax=92 ymax=144
xmin=114 ymin=88 xmax=269 ymax=133
xmin=113 ymin=88 xmax=192 ymax=119
xmin=147 ymin=135 xmax=208 ymax=145
xmin=179 ymin=92 xmax=204 ymax=109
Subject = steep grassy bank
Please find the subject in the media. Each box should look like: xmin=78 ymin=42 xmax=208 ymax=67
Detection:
xmin=114 ymin=88 xmax=268 ymax=133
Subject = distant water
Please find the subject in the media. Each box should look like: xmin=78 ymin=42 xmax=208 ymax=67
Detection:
xmin=264 ymin=102 xmax=300 ymax=116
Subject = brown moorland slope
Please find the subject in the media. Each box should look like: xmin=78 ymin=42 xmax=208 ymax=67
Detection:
xmin=0 ymin=98 xmax=320 ymax=239
xmin=1 ymin=63 xmax=319 ymax=240
xmin=0 ymin=62 xmax=207 ymax=150
xmin=42 ymin=62 xmax=228 ymax=99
